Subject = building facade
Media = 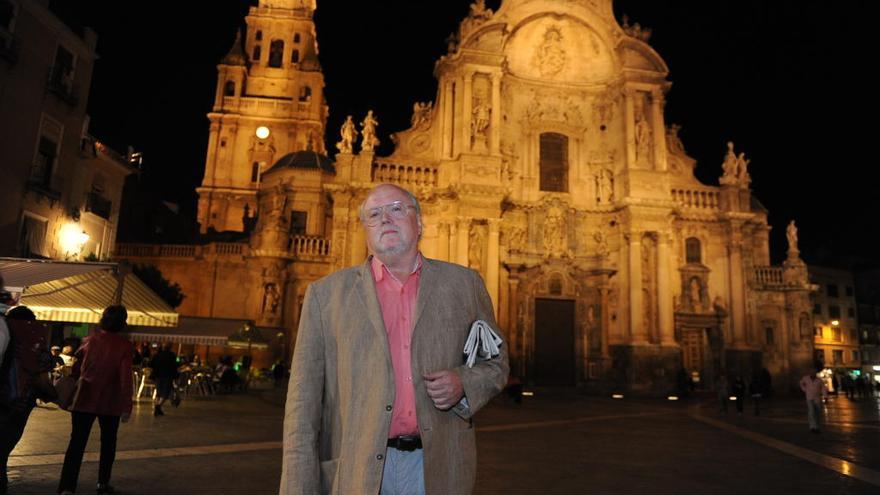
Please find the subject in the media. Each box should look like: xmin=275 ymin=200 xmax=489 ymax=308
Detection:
xmin=809 ymin=266 xmax=861 ymax=376
xmin=854 ymin=268 xmax=880 ymax=385
xmin=117 ymin=0 xmax=816 ymax=394
xmin=0 ymin=0 xmax=135 ymax=261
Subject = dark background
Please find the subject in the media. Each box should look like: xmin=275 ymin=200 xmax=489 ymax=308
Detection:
xmin=52 ymin=0 xmax=876 ymax=266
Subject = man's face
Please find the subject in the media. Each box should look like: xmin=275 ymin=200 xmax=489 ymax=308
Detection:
xmin=362 ymin=185 xmax=421 ymax=262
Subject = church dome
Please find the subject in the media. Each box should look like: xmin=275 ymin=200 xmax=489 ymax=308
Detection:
xmin=267 ymin=150 xmax=335 ymax=174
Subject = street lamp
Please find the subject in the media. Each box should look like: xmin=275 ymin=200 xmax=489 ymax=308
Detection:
xmin=255 ymin=126 xmax=270 ymax=140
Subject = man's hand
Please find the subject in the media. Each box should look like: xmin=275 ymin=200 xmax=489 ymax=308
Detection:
xmin=423 ymin=369 xmax=463 ymax=410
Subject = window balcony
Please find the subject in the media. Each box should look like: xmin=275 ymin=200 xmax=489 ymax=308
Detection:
xmin=85 ymin=192 xmax=112 ymax=220
xmin=46 ymin=65 xmax=79 ymax=106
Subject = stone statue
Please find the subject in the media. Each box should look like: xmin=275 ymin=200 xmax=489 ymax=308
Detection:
xmin=262 ymin=282 xmax=280 ymax=314
xmin=666 ymin=124 xmax=685 ymax=155
xmin=594 ymin=231 xmax=609 ymax=258
xmin=635 ymin=113 xmax=652 ymax=163
xmin=596 ymin=169 xmax=613 ymax=204
xmin=786 ymin=220 xmax=799 ymax=254
xmin=689 ymin=277 xmax=702 ymax=312
xmin=360 ymin=110 xmax=379 ymax=152
xmin=410 ymin=101 xmax=433 ymax=129
xmin=720 ymin=141 xmax=739 ymax=185
xmin=460 ymin=0 xmax=493 ymax=38
xmin=621 ymin=15 xmax=653 ymax=42
xmin=543 ymin=207 xmax=566 ymax=256
xmin=736 ymin=151 xmax=751 ymax=185
xmin=471 ymin=99 xmax=490 ymax=140
xmin=336 ymin=115 xmax=357 ymax=154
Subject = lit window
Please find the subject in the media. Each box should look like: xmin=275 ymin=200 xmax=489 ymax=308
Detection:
xmin=539 ymin=132 xmax=568 ymax=192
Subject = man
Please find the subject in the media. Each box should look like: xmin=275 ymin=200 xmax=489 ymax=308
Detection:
xmin=149 ymin=343 xmax=178 ymax=417
xmin=799 ymin=365 xmax=828 ymax=433
xmin=281 ymin=184 xmax=508 ymax=495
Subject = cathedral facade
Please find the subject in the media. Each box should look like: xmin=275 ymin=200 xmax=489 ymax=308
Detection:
xmin=118 ymin=0 xmax=815 ymax=393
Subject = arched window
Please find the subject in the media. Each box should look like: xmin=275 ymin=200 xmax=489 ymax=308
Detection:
xmin=685 ymin=237 xmax=701 ymax=264
xmin=224 ymin=81 xmax=236 ymax=96
xmin=293 ymin=32 xmax=301 ymax=43
xmin=291 ymin=49 xmax=300 ymax=63
xmin=299 ymin=85 xmax=311 ymax=102
xmin=539 ymin=132 xmax=568 ymax=192
xmin=252 ymin=45 xmax=261 ymax=61
xmin=255 ymin=30 xmax=263 ymax=41
xmin=269 ymin=39 xmax=284 ymax=68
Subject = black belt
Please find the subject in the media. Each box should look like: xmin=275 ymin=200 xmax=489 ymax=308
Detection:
xmin=387 ymin=435 xmax=422 ymax=451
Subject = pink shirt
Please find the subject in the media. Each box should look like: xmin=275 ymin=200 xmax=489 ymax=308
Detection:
xmin=371 ymin=255 xmax=422 ymax=438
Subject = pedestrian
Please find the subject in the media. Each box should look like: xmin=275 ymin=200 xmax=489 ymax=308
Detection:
xmin=280 ymin=184 xmax=509 ymax=494
xmin=2 ymin=304 xmax=54 ymax=495
xmin=831 ymin=374 xmax=839 ymax=396
xmin=731 ymin=375 xmax=746 ymax=415
xmin=799 ymin=364 xmax=828 ymax=433
xmin=59 ymin=345 xmax=75 ymax=367
xmin=749 ymin=372 xmax=762 ymax=416
xmin=716 ymin=374 xmax=729 ymax=414
xmin=149 ymin=343 xmax=178 ymax=417
xmin=57 ymin=305 xmax=133 ymax=495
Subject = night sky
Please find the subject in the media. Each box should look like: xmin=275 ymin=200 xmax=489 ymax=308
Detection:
xmin=57 ymin=1 xmax=875 ymax=266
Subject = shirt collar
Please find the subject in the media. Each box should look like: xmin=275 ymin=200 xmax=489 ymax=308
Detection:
xmin=370 ymin=254 xmax=423 ymax=284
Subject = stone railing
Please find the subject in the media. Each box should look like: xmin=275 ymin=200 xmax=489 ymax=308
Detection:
xmin=290 ymin=235 xmax=330 ymax=257
xmin=671 ymin=188 xmax=720 ymax=210
xmin=753 ymin=266 xmax=785 ymax=287
xmin=372 ymin=161 xmax=438 ymax=187
xmin=223 ymin=97 xmax=295 ymax=118
xmin=115 ymin=243 xmax=246 ymax=259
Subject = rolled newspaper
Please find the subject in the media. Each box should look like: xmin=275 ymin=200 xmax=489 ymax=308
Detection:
xmin=463 ymin=319 xmax=502 ymax=368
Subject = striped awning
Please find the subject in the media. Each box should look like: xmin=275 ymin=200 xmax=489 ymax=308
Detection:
xmin=13 ymin=266 xmax=178 ymax=328
xmin=0 ymin=257 xmax=115 ymax=291
xmin=125 ymin=333 xmax=228 ymax=346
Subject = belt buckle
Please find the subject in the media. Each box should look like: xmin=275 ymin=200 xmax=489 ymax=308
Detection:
xmin=393 ymin=435 xmax=420 ymax=452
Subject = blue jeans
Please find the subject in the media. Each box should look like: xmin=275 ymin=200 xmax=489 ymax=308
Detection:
xmin=380 ymin=447 xmax=425 ymax=495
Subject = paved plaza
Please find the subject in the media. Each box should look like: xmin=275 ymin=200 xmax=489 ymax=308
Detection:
xmin=5 ymin=386 xmax=879 ymax=494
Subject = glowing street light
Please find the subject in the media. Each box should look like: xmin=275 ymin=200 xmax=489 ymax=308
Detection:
xmin=255 ymin=126 xmax=270 ymax=139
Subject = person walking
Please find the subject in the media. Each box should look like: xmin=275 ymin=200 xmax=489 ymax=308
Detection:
xmin=799 ymin=365 xmax=828 ymax=433
xmin=2 ymin=305 xmax=53 ymax=495
xmin=717 ymin=374 xmax=730 ymax=414
xmin=149 ymin=343 xmax=178 ymax=417
xmin=57 ymin=305 xmax=133 ymax=495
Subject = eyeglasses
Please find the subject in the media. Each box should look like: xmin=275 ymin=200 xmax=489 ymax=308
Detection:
xmin=362 ymin=201 xmax=416 ymax=227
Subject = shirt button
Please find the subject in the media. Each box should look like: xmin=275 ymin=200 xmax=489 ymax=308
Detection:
xmin=377 ymin=454 xmax=384 ymax=460
xmin=386 ymin=405 xmax=392 ymax=411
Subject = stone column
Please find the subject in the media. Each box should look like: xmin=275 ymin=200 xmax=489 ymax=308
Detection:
xmin=456 ymin=217 xmax=470 ymax=266
xmin=657 ymin=233 xmax=676 ymax=345
xmin=443 ymin=80 xmax=454 ymax=158
xmin=437 ymin=222 xmax=450 ymax=262
xmin=486 ymin=219 xmax=501 ymax=315
xmin=651 ymin=89 xmax=668 ymax=171
xmin=728 ymin=226 xmax=747 ymax=346
xmin=600 ymin=287 xmax=610 ymax=358
xmin=623 ymin=88 xmax=637 ymax=169
xmin=462 ymin=72 xmax=473 ymax=153
xmin=447 ymin=221 xmax=457 ymax=263
xmin=629 ymin=233 xmax=647 ymax=343
xmin=508 ymin=277 xmax=520 ymax=363
xmin=490 ymin=72 xmax=502 ymax=155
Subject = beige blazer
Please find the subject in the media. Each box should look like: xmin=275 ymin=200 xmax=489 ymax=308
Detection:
xmin=280 ymin=257 xmax=509 ymax=495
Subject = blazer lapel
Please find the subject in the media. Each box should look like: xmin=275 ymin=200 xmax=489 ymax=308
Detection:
xmin=355 ymin=258 xmax=389 ymax=342
xmin=412 ymin=257 xmax=439 ymax=336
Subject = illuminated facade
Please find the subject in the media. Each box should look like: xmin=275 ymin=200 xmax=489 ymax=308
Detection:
xmin=0 ymin=0 xmax=135 ymax=261
xmin=118 ymin=0 xmax=817 ymax=393
xmin=809 ymin=266 xmax=861 ymax=373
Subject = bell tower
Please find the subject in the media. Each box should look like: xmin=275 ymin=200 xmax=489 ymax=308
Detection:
xmin=197 ymin=0 xmax=327 ymax=233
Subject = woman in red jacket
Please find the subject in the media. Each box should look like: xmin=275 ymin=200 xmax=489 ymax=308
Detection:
xmin=57 ymin=305 xmax=133 ymax=495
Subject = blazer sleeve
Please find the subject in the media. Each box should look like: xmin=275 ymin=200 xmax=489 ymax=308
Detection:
xmin=453 ymin=269 xmax=510 ymax=420
xmin=280 ymin=284 xmax=325 ymax=495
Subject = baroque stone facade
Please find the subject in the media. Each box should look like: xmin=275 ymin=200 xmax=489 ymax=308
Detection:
xmin=118 ymin=0 xmax=816 ymax=394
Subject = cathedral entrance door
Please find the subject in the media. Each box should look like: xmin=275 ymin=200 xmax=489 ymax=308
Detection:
xmin=534 ymin=298 xmax=575 ymax=386
xmin=681 ymin=328 xmax=705 ymax=383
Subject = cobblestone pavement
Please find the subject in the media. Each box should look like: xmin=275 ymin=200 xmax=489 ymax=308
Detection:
xmin=5 ymin=387 xmax=879 ymax=494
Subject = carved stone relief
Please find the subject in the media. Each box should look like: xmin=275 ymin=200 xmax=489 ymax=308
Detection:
xmin=532 ymin=26 xmax=567 ymax=78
